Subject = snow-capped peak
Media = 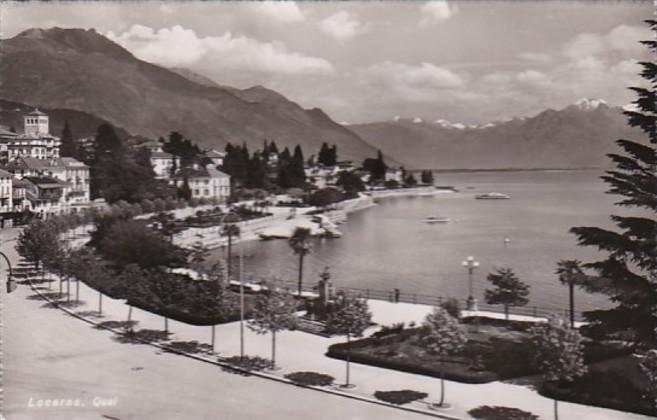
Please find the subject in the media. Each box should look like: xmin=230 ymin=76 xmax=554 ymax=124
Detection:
xmin=575 ymin=98 xmax=607 ymax=111
xmin=412 ymin=117 xmax=424 ymax=124
xmin=393 ymin=115 xmax=401 ymax=122
xmin=434 ymin=119 xmax=468 ymax=130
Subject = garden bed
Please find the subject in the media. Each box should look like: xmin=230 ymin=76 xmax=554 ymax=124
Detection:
xmin=326 ymin=317 xmax=632 ymax=384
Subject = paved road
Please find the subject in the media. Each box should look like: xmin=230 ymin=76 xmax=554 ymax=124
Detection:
xmin=1 ymin=229 xmax=427 ymax=420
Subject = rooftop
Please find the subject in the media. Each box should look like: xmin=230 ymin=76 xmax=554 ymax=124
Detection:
xmin=26 ymin=108 xmax=47 ymax=117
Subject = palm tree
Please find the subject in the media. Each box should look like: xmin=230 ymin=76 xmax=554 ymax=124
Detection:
xmin=288 ymin=227 xmax=312 ymax=296
xmin=556 ymin=259 xmax=585 ymax=328
xmin=222 ymin=223 xmax=240 ymax=280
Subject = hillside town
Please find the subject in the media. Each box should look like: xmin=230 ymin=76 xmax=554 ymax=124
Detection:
xmin=0 ymin=108 xmax=428 ymax=227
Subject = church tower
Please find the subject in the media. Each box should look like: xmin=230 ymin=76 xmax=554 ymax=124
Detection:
xmin=24 ymin=109 xmax=49 ymax=136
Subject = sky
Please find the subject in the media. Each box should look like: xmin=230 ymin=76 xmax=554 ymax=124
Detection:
xmin=1 ymin=1 xmax=653 ymax=124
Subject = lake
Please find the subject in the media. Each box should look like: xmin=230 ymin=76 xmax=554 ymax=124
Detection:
xmin=208 ymin=170 xmax=642 ymax=313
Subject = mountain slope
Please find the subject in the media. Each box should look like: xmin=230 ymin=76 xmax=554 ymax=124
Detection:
xmin=350 ymin=102 xmax=646 ymax=169
xmin=0 ymin=98 xmax=131 ymax=140
xmin=0 ymin=27 xmax=376 ymax=160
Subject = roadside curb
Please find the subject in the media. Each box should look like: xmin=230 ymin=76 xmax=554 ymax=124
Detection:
xmin=25 ymin=274 xmax=463 ymax=420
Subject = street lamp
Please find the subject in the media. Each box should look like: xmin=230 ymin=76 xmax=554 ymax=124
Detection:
xmin=461 ymin=256 xmax=479 ymax=311
xmin=217 ymin=212 xmax=244 ymax=358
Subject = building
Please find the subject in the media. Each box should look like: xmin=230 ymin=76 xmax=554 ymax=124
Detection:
xmin=22 ymin=176 xmax=68 ymax=217
xmin=204 ymin=149 xmax=225 ymax=167
xmin=138 ymin=141 xmax=179 ymax=180
xmin=0 ymin=169 xmax=13 ymax=214
xmin=3 ymin=156 xmax=91 ymax=214
xmin=0 ymin=109 xmax=60 ymax=161
xmin=173 ymin=164 xmax=231 ymax=202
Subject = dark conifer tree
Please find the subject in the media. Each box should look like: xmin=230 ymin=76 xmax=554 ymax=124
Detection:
xmin=329 ymin=145 xmax=338 ymax=165
xmin=318 ymin=142 xmax=330 ymax=166
xmin=280 ymin=147 xmax=291 ymax=162
xmin=94 ymin=122 xmax=124 ymax=161
xmin=570 ymin=20 xmax=657 ymax=346
xmin=60 ymin=121 xmax=77 ymax=158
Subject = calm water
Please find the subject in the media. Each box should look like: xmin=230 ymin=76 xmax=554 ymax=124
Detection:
xmin=208 ymin=170 xmax=642 ymax=312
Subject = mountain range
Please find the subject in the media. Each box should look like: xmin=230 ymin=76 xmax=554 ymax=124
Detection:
xmin=0 ymin=27 xmax=645 ymax=170
xmin=350 ymin=99 xmax=645 ymax=169
xmin=0 ymin=27 xmax=376 ymax=161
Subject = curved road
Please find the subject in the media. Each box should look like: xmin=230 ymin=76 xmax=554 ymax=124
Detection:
xmin=1 ymin=228 xmax=427 ymax=420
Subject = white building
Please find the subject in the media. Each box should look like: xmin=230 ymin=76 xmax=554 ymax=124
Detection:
xmin=3 ymin=156 xmax=91 ymax=214
xmin=140 ymin=141 xmax=179 ymax=180
xmin=0 ymin=169 xmax=13 ymax=214
xmin=173 ymin=164 xmax=231 ymax=202
xmin=0 ymin=109 xmax=60 ymax=161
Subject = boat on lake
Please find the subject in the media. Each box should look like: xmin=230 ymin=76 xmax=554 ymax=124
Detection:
xmin=475 ymin=192 xmax=511 ymax=200
xmin=424 ymin=216 xmax=450 ymax=224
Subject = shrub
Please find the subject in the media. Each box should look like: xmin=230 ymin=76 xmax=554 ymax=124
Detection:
xmin=371 ymin=322 xmax=405 ymax=338
xmin=441 ymin=298 xmax=461 ymax=318
xmin=223 ymin=355 xmax=272 ymax=372
xmin=468 ymin=406 xmax=539 ymax=420
xmin=374 ymin=390 xmax=428 ymax=405
xmin=284 ymin=371 xmax=335 ymax=387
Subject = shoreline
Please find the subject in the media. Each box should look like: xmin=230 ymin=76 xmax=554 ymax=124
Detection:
xmin=174 ymin=186 xmax=451 ymax=250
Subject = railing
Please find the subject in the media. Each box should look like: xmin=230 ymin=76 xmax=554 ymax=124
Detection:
xmin=273 ymin=278 xmax=586 ymax=322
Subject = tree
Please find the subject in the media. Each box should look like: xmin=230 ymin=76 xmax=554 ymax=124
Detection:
xmin=555 ymin=260 xmax=586 ymax=328
xmin=484 ymin=268 xmax=530 ymax=320
xmin=569 ymin=20 xmax=657 ymax=346
xmin=529 ymin=317 xmax=587 ymax=420
xmin=324 ymin=292 xmax=372 ymax=387
xmin=178 ymin=176 xmax=192 ymax=201
xmin=222 ymin=222 xmax=240 ymax=280
xmin=94 ymin=122 xmax=124 ymax=160
xmin=318 ymin=142 xmax=331 ymax=166
xmin=336 ymin=171 xmax=365 ymax=196
xmin=59 ymin=121 xmax=77 ymax=158
xmin=98 ymin=220 xmax=186 ymax=270
xmin=307 ymin=187 xmax=344 ymax=208
xmin=17 ymin=220 xmax=59 ymax=270
xmin=403 ymin=173 xmax=418 ymax=187
xmin=420 ymin=306 xmax=467 ymax=406
xmin=420 ymin=306 xmax=467 ymax=407
xmin=247 ymin=281 xmax=298 ymax=368
xmin=641 ymin=347 xmax=657 ymax=409
xmin=421 ymin=170 xmax=434 ymax=185
xmin=288 ymin=227 xmax=312 ymax=296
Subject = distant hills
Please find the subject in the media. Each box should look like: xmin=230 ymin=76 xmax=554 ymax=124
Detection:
xmin=0 ymin=27 xmax=644 ymax=171
xmin=350 ymin=99 xmax=645 ymax=170
xmin=0 ymin=27 xmax=376 ymax=160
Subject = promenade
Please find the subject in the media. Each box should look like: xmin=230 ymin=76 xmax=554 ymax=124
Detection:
xmin=2 ymin=227 xmax=649 ymax=420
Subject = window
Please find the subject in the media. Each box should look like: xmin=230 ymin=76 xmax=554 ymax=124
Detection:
xmin=204 ymin=189 xmax=209 ymax=196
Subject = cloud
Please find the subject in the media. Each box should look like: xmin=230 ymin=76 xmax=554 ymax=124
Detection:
xmin=107 ymin=24 xmax=333 ymax=76
xmin=366 ymin=61 xmax=465 ymax=102
xmin=107 ymin=25 xmax=206 ymax=67
xmin=518 ymin=52 xmax=551 ymax=63
xmin=516 ymin=70 xmax=550 ymax=85
xmin=420 ymin=1 xmax=457 ymax=25
xmin=319 ymin=11 xmax=367 ymax=41
xmin=563 ymin=24 xmax=650 ymax=59
xmin=248 ymin=1 xmax=305 ymax=23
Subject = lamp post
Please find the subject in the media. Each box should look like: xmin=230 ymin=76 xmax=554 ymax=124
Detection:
xmin=0 ymin=252 xmax=15 ymax=294
xmin=218 ymin=212 xmax=244 ymax=358
xmin=461 ymin=256 xmax=479 ymax=311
